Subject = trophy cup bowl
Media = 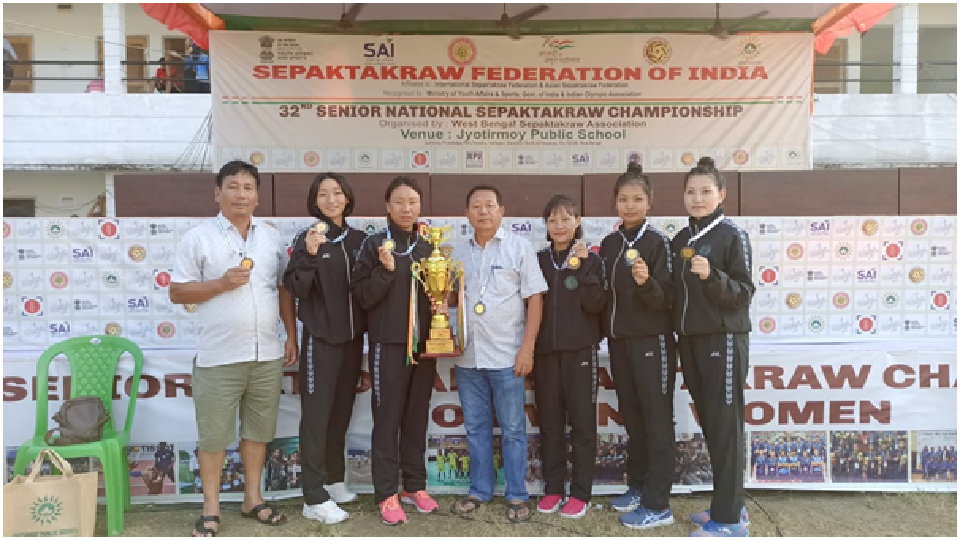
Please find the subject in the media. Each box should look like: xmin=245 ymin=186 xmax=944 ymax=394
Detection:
xmin=411 ymin=223 xmax=461 ymax=357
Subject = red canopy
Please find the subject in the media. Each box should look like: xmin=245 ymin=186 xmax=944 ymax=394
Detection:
xmin=139 ymin=3 xmax=224 ymax=51
xmin=811 ymin=3 xmax=896 ymax=54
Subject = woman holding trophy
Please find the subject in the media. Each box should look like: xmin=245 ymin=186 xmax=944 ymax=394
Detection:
xmin=283 ymin=173 xmax=367 ymax=525
xmin=350 ymin=176 xmax=438 ymax=525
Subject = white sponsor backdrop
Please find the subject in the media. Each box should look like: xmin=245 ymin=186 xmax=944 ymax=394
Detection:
xmin=211 ymin=32 xmax=813 ymax=173
xmin=3 ymin=216 xmax=957 ymax=499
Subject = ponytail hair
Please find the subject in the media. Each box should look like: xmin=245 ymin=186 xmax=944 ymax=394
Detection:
xmin=683 ymin=156 xmax=726 ymax=191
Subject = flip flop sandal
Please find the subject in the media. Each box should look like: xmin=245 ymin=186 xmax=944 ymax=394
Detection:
xmin=193 ymin=515 xmax=220 ymax=537
xmin=240 ymin=502 xmax=287 ymax=526
xmin=451 ymin=496 xmax=482 ymax=515
xmin=507 ymin=502 xmax=532 ymax=523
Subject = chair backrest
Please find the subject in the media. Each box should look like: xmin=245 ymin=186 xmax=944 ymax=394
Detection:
xmin=34 ymin=335 xmax=145 ymax=441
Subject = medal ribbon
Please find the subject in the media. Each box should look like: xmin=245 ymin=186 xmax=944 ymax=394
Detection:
xmin=216 ymin=214 xmax=249 ymax=260
xmin=619 ymin=220 xmax=649 ymax=249
xmin=687 ymin=214 xmax=726 ymax=246
xmin=549 ymin=246 xmax=575 ymax=271
xmin=319 ymin=221 xmax=350 ymax=244
xmin=386 ymin=227 xmax=418 ymax=256
xmin=469 ymin=238 xmax=500 ymax=306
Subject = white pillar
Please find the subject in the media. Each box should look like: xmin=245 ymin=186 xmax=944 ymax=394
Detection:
xmin=102 ymin=3 xmax=126 ymax=95
xmin=846 ymin=33 xmax=861 ymax=95
xmin=893 ymin=3 xmax=919 ymax=94
xmin=105 ymin=173 xmax=117 ymax=217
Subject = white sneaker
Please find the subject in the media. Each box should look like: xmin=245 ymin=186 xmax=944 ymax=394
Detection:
xmin=302 ymin=500 xmax=349 ymax=524
xmin=324 ymin=482 xmax=358 ymax=504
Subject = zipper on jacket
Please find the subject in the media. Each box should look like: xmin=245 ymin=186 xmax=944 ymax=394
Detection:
xmin=681 ymin=235 xmax=692 ymax=335
xmin=608 ymin=241 xmax=626 ymax=339
xmin=552 ymin=265 xmax=559 ymax=351
xmin=341 ymin=242 xmax=356 ymax=340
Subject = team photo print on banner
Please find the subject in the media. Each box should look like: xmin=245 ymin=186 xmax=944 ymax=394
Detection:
xmin=3 ymin=216 xmax=955 ymax=503
xmin=211 ymin=33 xmax=813 ymax=173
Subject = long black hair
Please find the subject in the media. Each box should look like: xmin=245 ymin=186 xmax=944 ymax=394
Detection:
xmin=307 ymin=172 xmax=355 ymax=219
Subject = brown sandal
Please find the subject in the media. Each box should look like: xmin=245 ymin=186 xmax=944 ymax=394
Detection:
xmin=451 ymin=496 xmax=483 ymax=515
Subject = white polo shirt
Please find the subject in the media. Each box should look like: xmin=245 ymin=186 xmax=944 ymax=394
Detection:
xmin=452 ymin=227 xmax=548 ymax=370
xmin=171 ymin=213 xmax=289 ymax=367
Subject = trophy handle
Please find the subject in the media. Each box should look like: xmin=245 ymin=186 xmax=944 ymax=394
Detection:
xmin=418 ymin=222 xmax=430 ymax=242
xmin=410 ymin=261 xmax=428 ymax=289
xmin=439 ymin=224 xmax=452 ymax=243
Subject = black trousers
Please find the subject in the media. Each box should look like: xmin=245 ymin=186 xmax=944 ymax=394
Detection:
xmin=534 ymin=347 xmax=598 ymax=502
xmin=299 ymin=334 xmax=363 ymax=505
xmin=608 ymin=335 xmax=678 ymax=511
xmin=679 ymin=332 xmax=749 ymax=525
xmin=370 ymin=343 xmax=436 ymax=503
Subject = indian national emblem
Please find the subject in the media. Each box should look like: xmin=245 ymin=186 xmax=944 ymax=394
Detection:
xmin=259 ymin=35 xmax=275 ymax=62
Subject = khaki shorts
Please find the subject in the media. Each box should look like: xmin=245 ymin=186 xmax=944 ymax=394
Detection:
xmin=192 ymin=358 xmax=283 ymax=452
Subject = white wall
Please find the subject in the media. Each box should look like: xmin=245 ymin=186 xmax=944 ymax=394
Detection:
xmin=2 ymin=171 xmax=106 ymax=217
xmin=874 ymin=3 xmax=957 ymax=27
xmin=2 ymin=3 xmax=190 ymax=93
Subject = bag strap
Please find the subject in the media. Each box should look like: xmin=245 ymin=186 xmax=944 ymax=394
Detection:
xmin=25 ymin=448 xmax=74 ymax=483
xmin=43 ymin=428 xmax=62 ymax=446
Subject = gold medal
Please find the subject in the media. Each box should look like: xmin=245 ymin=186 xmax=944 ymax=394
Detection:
xmin=680 ymin=247 xmax=695 ymax=260
xmin=567 ymin=256 xmax=581 ymax=270
xmin=315 ymin=221 xmax=328 ymax=234
xmin=240 ymin=257 xmax=255 ymax=270
xmin=474 ymin=302 xmax=486 ymax=315
xmin=383 ymin=239 xmax=395 ymax=251
xmin=625 ymin=248 xmax=639 ymax=262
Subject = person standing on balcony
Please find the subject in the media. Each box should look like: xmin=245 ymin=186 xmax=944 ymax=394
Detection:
xmin=184 ymin=42 xmax=210 ymax=94
xmin=154 ymin=57 xmax=181 ymax=93
xmin=170 ymin=160 xmax=298 ymax=537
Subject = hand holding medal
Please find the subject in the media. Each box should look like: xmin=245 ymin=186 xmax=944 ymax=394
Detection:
xmin=631 ymin=257 xmax=649 ymax=285
xmin=690 ymin=255 xmax=711 ymax=280
xmin=568 ymin=242 xmax=589 ymax=270
xmin=305 ymin=223 xmax=328 ymax=256
xmin=220 ymin=266 xmax=251 ymax=292
xmin=378 ymin=241 xmax=396 ymax=271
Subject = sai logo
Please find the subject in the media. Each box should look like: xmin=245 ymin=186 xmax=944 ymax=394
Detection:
xmin=50 ymin=271 xmax=69 ymax=290
xmin=49 ymin=321 xmax=71 ymax=338
xmin=46 ymin=220 xmax=66 ymax=239
xmin=931 ymin=291 xmax=950 ymax=311
xmin=571 ymin=152 xmax=590 ymax=167
xmin=786 ymin=243 xmax=804 ymax=261
xmin=447 ymin=37 xmax=477 ymax=66
xmin=153 ymin=270 xmax=173 ymax=290
xmin=758 ymin=317 xmax=776 ymax=334
xmin=910 ymin=218 xmax=928 ymax=236
xmin=98 ymin=218 xmax=120 ymax=240
xmin=22 ymin=296 xmax=43 ymax=316
xmin=809 ymin=219 xmax=830 ymax=235
xmin=856 ymin=268 xmax=878 ymax=285
xmin=856 ymin=315 xmax=877 ymax=335
xmin=833 ymin=292 xmax=851 ymax=309
xmin=807 ymin=316 xmax=826 ymax=334
xmin=882 ymin=240 xmax=903 ymax=261
xmin=363 ymin=38 xmax=395 ymax=59
xmin=72 ymin=246 xmax=95 ymax=263
xmin=643 ymin=37 xmax=671 ymax=65
xmin=127 ymin=296 xmax=150 ymax=313
xmin=157 ymin=322 xmax=176 ymax=339
xmin=31 ymin=495 xmax=62 ymax=526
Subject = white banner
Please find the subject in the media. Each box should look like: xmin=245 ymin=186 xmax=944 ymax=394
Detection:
xmin=210 ymin=32 xmax=813 ymax=173
xmin=3 ymin=347 xmax=955 ymax=500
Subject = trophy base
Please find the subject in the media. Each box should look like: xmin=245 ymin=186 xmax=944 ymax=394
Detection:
xmin=425 ymin=338 xmax=456 ymax=356
xmin=429 ymin=327 xmax=451 ymax=340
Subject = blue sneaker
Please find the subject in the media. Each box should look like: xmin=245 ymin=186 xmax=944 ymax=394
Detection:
xmin=620 ymin=506 xmax=675 ymax=530
xmin=690 ymin=520 xmax=749 ymax=537
xmin=690 ymin=506 xmax=750 ymax=526
xmin=610 ymin=487 xmax=642 ymax=512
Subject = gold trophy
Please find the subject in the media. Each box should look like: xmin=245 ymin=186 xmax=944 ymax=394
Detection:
xmin=410 ymin=223 xmax=465 ymax=357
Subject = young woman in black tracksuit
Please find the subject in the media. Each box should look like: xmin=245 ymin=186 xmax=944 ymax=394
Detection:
xmin=349 ymin=176 xmax=436 ymax=525
xmin=533 ymin=195 xmax=606 ymax=519
xmin=283 ymin=173 xmax=366 ymax=524
xmin=672 ymin=157 xmax=755 ymax=536
xmin=599 ymin=163 xmax=678 ymax=530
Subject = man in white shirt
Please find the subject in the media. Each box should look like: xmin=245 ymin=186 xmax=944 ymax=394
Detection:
xmin=170 ymin=160 xmax=297 ymax=537
xmin=449 ymin=185 xmax=548 ymax=523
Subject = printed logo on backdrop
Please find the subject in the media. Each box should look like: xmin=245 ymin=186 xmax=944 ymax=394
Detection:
xmin=153 ymin=270 xmax=173 ymax=290
xmin=785 ymin=243 xmax=804 ymax=261
xmin=882 ymin=241 xmax=903 ymax=261
xmin=73 ymin=296 xmax=98 ymax=314
xmin=805 ymin=242 xmax=829 ymax=262
xmin=782 ymin=219 xmax=806 ymax=238
xmin=805 ymin=267 xmax=829 ymax=285
xmin=17 ymin=246 xmax=43 ymax=264
xmin=643 ymin=37 xmax=671 ymax=64
xmin=16 ymin=221 xmax=41 ymax=240
xmin=757 ymin=221 xmax=781 ymax=236
xmin=882 ymin=218 xmax=907 ymax=237
xmin=48 ymin=321 xmax=71 ymax=339
xmin=127 ymin=296 xmax=150 ymax=314
xmin=46 ymin=220 xmax=67 ymax=240
xmin=830 ymin=315 xmax=853 ymax=334
xmin=510 ymin=221 xmax=534 ymax=237
xmin=781 ymin=266 xmax=805 ymax=287
xmin=157 ymin=322 xmax=176 ymax=339
xmin=881 ymin=292 xmax=900 ymax=310
xmin=756 ymin=242 xmax=780 ymax=262
xmin=3 ymin=271 xmax=13 ymax=290
xmin=856 ymin=314 xmax=877 ymax=335
xmin=758 ymin=316 xmax=777 ymax=334
xmin=855 ymin=267 xmax=878 ymax=285
xmin=125 ymin=321 xmax=151 ymax=340
xmin=756 ymin=291 xmax=778 ymax=311
xmin=878 ymin=314 xmax=901 ymax=334
xmin=879 ymin=265 xmax=904 ymax=286
xmin=45 ymin=244 xmax=72 ymax=265
xmin=784 ymin=292 xmax=802 ymax=310
xmin=3 ymin=322 xmax=18 ymax=340
xmin=910 ymin=218 xmax=928 ymax=236
xmin=46 ymin=296 xmax=72 ymax=317
xmin=831 ymin=218 xmax=856 ymax=238
xmin=908 ymin=267 xmax=926 ymax=285
xmin=363 ymin=38 xmax=395 ymax=63
xmin=931 ymin=217 xmax=956 ymax=237
xmin=49 ymin=271 xmax=69 ymax=290
xmin=448 ymin=37 xmax=477 ymax=66
xmin=832 ymin=292 xmax=851 ymax=310
xmin=465 ymin=151 xmax=484 ymax=169
xmin=21 ymin=296 xmax=43 ymax=317
xmin=807 ymin=315 xmax=826 ymax=334
xmin=259 ymin=35 xmax=275 ymax=63
xmin=3 ymin=245 xmax=16 ymax=266
xmin=128 ymin=245 xmax=148 ymax=263
xmin=104 ymin=322 xmax=122 ymax=336
xmin=805 ymin=291 xmax=828 ymax=311
xmin=928 ymin=313 xmax=952 ymax=335
xmin=3 ymin=220 xmax=10 ymax=238
xmin=854 ymin=291 xmax=879 ymax=311
xmin=411 ymin=150 xmax=430 ymax=170
xmin=4 ymin=296 xmax=18 ymax=318
xmin=779 ymin=315 xmax=804 ymax=336
xmin=930 ymin=291 xmax=951 ymax=311
xmin=19 ymin=269 xmax=44 ymax=290
xmin=150 ymin=244 xmax=177 ymax=265
xmin=860 ymin=219 xmax=880 ymax=237
xmin=930 ymin=242 xmax=954 ymax=259
xmin=97 ymin=218 xmax=121 ymax=240
xmin=904 ymin=290 xmax=927 ymax=311
xmin=929 ymin=265 xmax=953 ymax=287
xmin=71 ymin=245 xmax=95 ymax=264
xmin=808 ymin=219 xmax=830 ymax=236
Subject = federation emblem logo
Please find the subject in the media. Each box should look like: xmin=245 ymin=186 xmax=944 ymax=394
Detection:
xmin=759 ymin=317 xmax=776 ymax=334
xmin=30 ymin=495 xmax=62 ymax=526
xmin=908 ymin=267 xmax=925 ymax=284
xmin=786 ymin=243 xmax=804 ymax=260
xmin=411 ymin=150 xmax=430 ymax=169
xmin=47 ymin=220 xmax=66 ymax=239
xmin=448 ymin=37 xmax=477 ymax=66
xmin=882 ymin=241 xmax=903 ymax=261
xmin=861 ymin=219 xmax=879 ymax=236
xmin=882 ymin=292 xmax=900 ymax=309
xmin=98 ymin=218 xmax=120 ymax=240
xmin=758 ymin=266 xmax=779 ymax=286
xmin=807 ymin=316 xmax=825 ymax=334
xmin=157 ymin=322 xmax=176 ymax=338
xmin=249 ymin=151 xmax=266 ymax=166
xmin=785 ymin=292 xmax=802 ymax=309
xmin=834 ymin=242 xmax=853 ymax=260
xmin=3 ymin=271 xmax=12 ymax=289
xmin=856 ymin=315 xmax=876 ymax=334
xmin=931 ymin=291 xmax=950 ymax=310
xmin=128 ymin=245 xmax=147 ymax=262
xmin=105 ymin=322 xmax=122 ymax=336
xmin=910 ymin=218 xmax=928 ymax=236
xmin=739 ymin=36 xmax=761 ymax=60
xmin=303 ymin=151 xmax=320 ymax=167
xmin=50 ymin=271 xmax=69 ymax=290
xmin=102 ymin=271 xmax=121 ymax=289
xmin=22 ymin=296 xmax=43 ymax=316
xmin=643 ymin=37 xmax=671 ymax=64
xmin=153 ymin=270 xmax=172 ymax=290
xmin=833 ymin=292 xmax=851 ymax=309
xmin=680 ymin=151 xmax=695 ymax=166
xmin=733 ymin=150 xmax=749 ymax=165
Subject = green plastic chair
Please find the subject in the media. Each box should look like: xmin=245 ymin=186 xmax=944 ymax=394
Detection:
xmin=13 ymin=335 xmax=145 ymax=537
